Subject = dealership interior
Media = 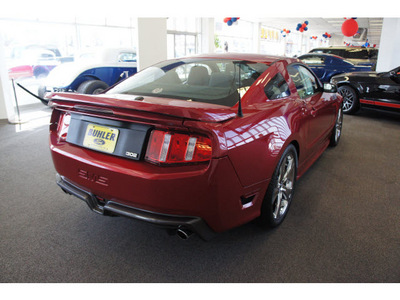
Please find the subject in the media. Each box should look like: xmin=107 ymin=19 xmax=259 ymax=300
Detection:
xmin=1 ymin=2 xmax=399 ymax=296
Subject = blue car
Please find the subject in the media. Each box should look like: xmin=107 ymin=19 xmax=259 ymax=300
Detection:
xmin=298 ymin=53 xmax=372 ymax=83
xmin=39 ymin=48 xmax=137 ymax=104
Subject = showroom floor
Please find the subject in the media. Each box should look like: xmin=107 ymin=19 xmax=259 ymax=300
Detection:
xmin=0 ymin=104 xmax=399 ymax=283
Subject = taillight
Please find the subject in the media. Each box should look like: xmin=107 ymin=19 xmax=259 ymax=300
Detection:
xmin=57 ymin=112 xmax=71 ymax=140
xmin=145 ymin=130 xmax=212 ymax=165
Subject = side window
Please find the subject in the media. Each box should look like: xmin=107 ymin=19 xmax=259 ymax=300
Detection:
xmin=300 ymin=56 xmax=325 ymax=65
xmin=118 ymin=52 xmax=136 ymax=62
xmin=264 ymin=73 xmax=290 ymax=100
xmin=287 ymin=64 xmax=320 ymax=99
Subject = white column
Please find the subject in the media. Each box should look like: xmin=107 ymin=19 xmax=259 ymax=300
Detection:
xmin=201 ymin=18 xmax=215 ymax=54
xmin=253 ymin=22 xmax=261 ymax=53
xmin=376 ymin=18 xmax=400 ymax=72
xmin=0 ymin=34 xmax=15 ymax=122
xmin=135 ymin=18 xmax=168 ymax=71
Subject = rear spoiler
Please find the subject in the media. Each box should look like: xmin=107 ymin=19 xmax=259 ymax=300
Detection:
xmin=48 ymin=92 xmax=237 ymax=123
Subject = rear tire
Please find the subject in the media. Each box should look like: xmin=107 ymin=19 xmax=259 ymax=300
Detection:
xmin=258 ymin=144 xmax=297 ymax=228
xmin=338 ymin=85 xmax=359 ymax=114
xmin=77 ymin=80 xmax=109 ymax=94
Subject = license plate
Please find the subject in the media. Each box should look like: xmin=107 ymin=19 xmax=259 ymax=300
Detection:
xmin=83 ymin=124 xmax=119 ymax=153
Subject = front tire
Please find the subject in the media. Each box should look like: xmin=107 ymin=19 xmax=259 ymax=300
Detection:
xmin=77 ymin=80 xmax=109 ymax=95
xmin=258 ymin=144 xmax=297 ymax=228
xmin=338 ymin=85 xmax=359 ymax=114
xmin=329 ymin=106 xmax=343 ymax=147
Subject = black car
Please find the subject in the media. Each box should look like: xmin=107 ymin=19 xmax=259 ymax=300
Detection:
xmin=330 ymin=66 xmax=400 ymax=114
xmin=309 ymin=46 xmax=378 ymax=70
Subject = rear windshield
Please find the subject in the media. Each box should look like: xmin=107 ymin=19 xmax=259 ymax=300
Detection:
xmin=106 ymin=58 xmax=269 ymax=107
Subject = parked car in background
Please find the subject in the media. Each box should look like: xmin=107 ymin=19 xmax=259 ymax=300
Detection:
xmin=331 ymin=66 xmax=400 ymax=114
xmin=38 ymin=48 xmax=137 ymax=104
xmin=8 ymin=47 xmax=61 ymax=80
xmin=299 ymin=53 xmax=371 ymax=83
xmin=48 ymin=53 xmax=343 ymax=240
xmin=309 ymin=46 xmax=378 ymax=70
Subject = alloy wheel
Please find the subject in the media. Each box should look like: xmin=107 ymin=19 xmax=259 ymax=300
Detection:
xmin=272 ymin=153 xmax=295 ymax=220
xmin=334 ymin=107 xmax=343 ymax=143
xmin=339 ymin=88 xmax=354 ymax=112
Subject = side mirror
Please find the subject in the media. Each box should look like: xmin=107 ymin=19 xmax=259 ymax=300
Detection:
xmin=323 ymin=83 xmax=338 ymax=93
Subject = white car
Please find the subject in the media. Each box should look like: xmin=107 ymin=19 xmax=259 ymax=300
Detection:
xmin=39 ymin=48 xmax=137 ymax=104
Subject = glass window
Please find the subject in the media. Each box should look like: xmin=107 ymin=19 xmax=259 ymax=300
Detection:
xmin=214 ymin=20 xmax=256 ymax=53
xmin=167 ymin=18 xmax=200 ymax=59
xmin=118 ymin=52 xmax=136 ymax=62
xmin=106 ymin=58 xmax=269 ymax=107
xmin=287 ymin=64 xmax=319 ymax=99
xmin=344 ymin=49 xmax=369 ymax=59
xmin=300 ymin=56 xmax=325 ymax=65
xmin=167 ymin=34 xmax=198 ymax=58
xmin=264 ymin=73 xmax=290 ymax=100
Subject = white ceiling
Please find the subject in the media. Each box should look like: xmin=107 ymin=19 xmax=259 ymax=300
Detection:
xmin=250 ymin=17 xmax=383 ymax=45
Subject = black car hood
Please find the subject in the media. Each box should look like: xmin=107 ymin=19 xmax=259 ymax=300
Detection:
xmin=332 ymin=71 xmax=380 ymax=81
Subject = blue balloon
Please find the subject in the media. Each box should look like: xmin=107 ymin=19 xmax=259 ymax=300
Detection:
xmin=231 ymin=18 xmax=237 ymax=22
xmin=305 ymin=21 xmax=309 ymax=25
xmin=227 ymin=20 xmax=233 ymax=26
xmin=304 ymin=27 xmax=308 ymax=31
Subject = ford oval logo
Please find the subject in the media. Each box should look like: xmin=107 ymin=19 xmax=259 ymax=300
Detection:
xmin=94 ymin=138 xmax=105 ymax=145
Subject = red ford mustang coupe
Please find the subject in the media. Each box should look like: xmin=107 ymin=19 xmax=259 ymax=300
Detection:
xmin=48 ymin=53 xmax=343 ymax=240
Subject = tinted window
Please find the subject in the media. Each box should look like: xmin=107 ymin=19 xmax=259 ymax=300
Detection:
xmin=106 ymin=58 xmax=269 ymax=107
xmin=344 ymin=49 xmax=369 ymax=59
xmin=264 ymin=73 xmax=290 ymax=100
xmin=287 ymin=65 xmax=319 ymax=99
xmin=311 ymin=49 xmax=343 ymax=57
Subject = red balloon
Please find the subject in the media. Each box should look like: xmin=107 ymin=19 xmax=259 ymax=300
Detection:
xmin=342 ymin=18 xmax=359 ymax=37
xmin=299 ymin=28 xmax=304 ymax=32
xmin=223 ymin=17 xmax=231 ymax=23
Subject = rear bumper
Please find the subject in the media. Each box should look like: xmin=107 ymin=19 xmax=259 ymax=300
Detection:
xmin=56 ymin=174 xmax=215 ymax=240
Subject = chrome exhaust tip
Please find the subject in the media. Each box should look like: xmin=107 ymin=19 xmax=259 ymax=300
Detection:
xmin=176 ymin=227 xmax=192 ymax=240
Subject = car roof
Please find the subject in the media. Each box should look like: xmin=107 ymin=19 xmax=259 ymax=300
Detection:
xmin=300 ymin=53 xmax=343 ymax=59
xmin=311 ymin=46 xmax=378 ymax=51
xmin=188 ymin=52 xmax=299 ymax=65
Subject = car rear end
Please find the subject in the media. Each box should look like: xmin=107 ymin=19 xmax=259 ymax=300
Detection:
xmin=48 ymin=93 xmax=257 ymax=240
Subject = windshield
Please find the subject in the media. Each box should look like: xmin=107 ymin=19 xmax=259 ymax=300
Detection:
xmin=106 ymin=58 xmax=269 ymax=107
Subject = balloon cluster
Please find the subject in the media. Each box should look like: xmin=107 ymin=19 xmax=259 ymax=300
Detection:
xmin=310 ymin=36 xmax=318 ymax=40
xmin=223 ymin=17 xmax=240 ymax=26
xmin=322 ymin=32 xmax=332 ymax=39
xmin=361 ymin=40 xmax=376 ymax=48
xmin=296 ymin=21 xmax=309 ymax=32
xmin=281 ymin=28 xmax=291 ymax=37
xmin=362 ymin=40 xmax=370 ymax=48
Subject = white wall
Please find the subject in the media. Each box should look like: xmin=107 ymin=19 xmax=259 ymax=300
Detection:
xmin=135 ymin=18 xmax=168 ymax=71
xmin=0 ymin=34 xmax=15 ymax=122
xmin=376 ymin=18 xmax=400 ymax=72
